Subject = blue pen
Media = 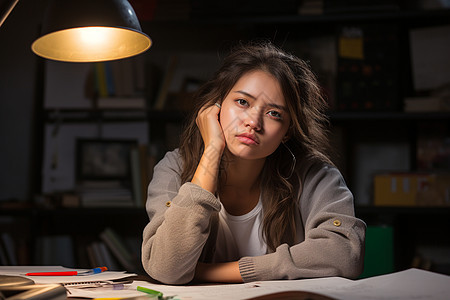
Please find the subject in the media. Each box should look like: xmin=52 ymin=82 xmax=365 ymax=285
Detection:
xmin=86 ymin=267 xmax=109 ymax=275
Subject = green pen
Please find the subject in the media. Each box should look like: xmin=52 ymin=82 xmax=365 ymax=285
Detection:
xmin=137 ymin=286 xmax=164 ymax=299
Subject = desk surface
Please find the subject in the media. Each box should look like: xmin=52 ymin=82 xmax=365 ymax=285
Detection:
xmin=0 ymin=267 xmax=449 ymax=300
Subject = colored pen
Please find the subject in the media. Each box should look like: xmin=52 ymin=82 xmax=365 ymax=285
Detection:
xmin=26 ymin=267 xmax=108 ymax=276
xmin=137 ymin=285 xmax=163 ymax=298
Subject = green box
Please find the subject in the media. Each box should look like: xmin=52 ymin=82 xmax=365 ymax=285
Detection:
xmin=359 ymin=226 xmax=394 ymax=278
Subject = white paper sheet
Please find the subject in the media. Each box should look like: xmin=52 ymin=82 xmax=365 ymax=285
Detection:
xmin=68 ymin=269 xmax=450 ymax=300
xmin=0 ymin=266 xmax=134 ymax=284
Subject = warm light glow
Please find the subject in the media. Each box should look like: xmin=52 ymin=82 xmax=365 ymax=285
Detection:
xmin=79 ymin=27 xmax=109 ymax=45
xmin=31 ymin=26 xmax=151 ymax=62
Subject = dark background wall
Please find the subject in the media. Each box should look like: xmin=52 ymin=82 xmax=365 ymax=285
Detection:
xmin=0 ymin=0 xmax=45 ymax=201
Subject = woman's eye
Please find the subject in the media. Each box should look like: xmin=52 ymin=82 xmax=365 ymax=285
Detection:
xmin=268 ymin=110 xmax=282 ymax=119
xmin=236 ymin=99 xmax=248 ymax=106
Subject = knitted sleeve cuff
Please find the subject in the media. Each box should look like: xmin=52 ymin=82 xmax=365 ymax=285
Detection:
xmin=238 ymin=256 xmax=258 ymax=282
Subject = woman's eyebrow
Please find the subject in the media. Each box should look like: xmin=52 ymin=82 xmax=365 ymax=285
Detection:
xmin=267 ymin=103 xmax=287 ymax=112
xmin=234 ymin=90 xmax=256 ymax=99
xmin=233 ymin=90 xmax=287 ymax=111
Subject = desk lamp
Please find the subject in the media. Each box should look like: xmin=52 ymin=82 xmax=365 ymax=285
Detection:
xmin=32 ymin=0 xmax=151 ymax=62
xmin=1 ymin=0 xmax=152 ymax=62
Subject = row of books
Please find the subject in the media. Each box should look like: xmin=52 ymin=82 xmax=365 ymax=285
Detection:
xmin=95 ymin=227 xmax=142 ymax=273
xmin=336 ymin=23 xmax=450 ymax=113
xmin=31 ymin=228 xmax=143 ymax=274
xmin=0 ymin=232 xmax=18 ymax=266
xmin=404 ymin=97 xmax=450 ymax=112
xmin=91 ymin=58 xmax=148 ymax=109
xmin=0 ymin=215 xmax=31 ymax=266
xmin=350 ymin=121 xmax=450 ymax=206
xmin=72 ymin=143 xmax=155 ymax=208
xmin=367 ymin=123 xmax=450 ymax=207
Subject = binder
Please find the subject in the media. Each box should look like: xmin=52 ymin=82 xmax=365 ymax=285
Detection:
xmin=0 ymin=275 xmax=66 ymax=300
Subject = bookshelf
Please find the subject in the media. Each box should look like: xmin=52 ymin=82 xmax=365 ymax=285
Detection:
xmin=0 ymin=206 xmax=148 ymax=272
xmin=1 ymin=0 xmax=449 ymax=277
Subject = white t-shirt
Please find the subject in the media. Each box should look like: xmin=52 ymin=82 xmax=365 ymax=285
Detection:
xmin=212 ymin=197 xmax=267 ymax=263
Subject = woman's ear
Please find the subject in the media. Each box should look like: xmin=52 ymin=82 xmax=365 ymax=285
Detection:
xmin=282 ymin=135 xmax=290 ymax=143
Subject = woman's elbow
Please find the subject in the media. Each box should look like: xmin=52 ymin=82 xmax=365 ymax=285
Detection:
xmin=142 ymin=250 xmax=195 ymax=284
xmin=342 ymin=246 xmax=365 ymax=279
xmin=339 ymin=232 xmax=366 ymax=279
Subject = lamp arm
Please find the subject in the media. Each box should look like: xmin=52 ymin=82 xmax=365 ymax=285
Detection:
xmin=0 ymin=0 xmax=19 ymax=27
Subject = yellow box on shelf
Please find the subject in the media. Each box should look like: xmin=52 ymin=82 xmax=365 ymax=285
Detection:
xmin=374 ymin=173 xmax=450 ymax=206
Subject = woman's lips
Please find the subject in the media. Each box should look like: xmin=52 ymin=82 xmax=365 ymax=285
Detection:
xmin=236 ymin=133 xmax=259 ymax=145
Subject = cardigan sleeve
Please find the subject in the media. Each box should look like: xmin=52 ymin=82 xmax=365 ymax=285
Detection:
xmin=141 ymin=150 xmax=221 ymax=284
xmin=239 ymin=163 xmax=366 ymax=282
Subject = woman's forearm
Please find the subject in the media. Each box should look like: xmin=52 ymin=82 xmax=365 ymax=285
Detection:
xmin=191 ymin=144 xmax=222 ymax=194
xmin=195 ymin=261 xmax=243 ymax=283
xmin=191 ymin=102 xmax=224 ymax=194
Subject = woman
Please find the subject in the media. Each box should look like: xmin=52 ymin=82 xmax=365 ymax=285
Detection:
xmin=141 ymin=41 xmax=365 ymax=284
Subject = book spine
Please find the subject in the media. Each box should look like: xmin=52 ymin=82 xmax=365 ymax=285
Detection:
xmin=100 ymin=228 xmax=135 ymax=272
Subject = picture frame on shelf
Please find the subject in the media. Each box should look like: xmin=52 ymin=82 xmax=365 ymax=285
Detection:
xmin=76 ymin=139 xmax=138 ymax=182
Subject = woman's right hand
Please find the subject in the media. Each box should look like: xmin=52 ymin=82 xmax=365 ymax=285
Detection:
xmin=191 ymin=102 xmax=225 ymax=194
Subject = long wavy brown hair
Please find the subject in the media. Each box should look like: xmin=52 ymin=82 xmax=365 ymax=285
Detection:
xmin=179 ymin=41 xmax=332 ymax=252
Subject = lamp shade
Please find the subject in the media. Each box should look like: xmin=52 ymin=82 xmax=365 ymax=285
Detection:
xmin=31 ymin=0 xmax=151 ymax=62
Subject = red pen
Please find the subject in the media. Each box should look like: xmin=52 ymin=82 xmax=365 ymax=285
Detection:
xmin=26 ymin=267 xmax=108 ymax=276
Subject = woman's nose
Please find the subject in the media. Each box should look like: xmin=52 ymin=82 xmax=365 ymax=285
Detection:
xmin=243 ymin=108 xmax=262 ymax=131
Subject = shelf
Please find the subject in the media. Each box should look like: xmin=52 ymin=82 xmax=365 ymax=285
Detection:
xmin=35 ymin=206 xmax=148 ymax=216
xmin=147 ymin=109 xmax=189 ymax=121
xmin=44 ymin=109 xmax=148 ymax=123
xmin=0 ymin=205 xmax=148 ymax=220
xmin=43 ymin=109 xmax=192 ymax=123
xmin=329 ymin=111 xmax=450 ymax=122
xmin=26 ymin=3 xmax=450 ymax=274
xmin=356 ymin=205 xmax=450 ymax=215
xmin=44 ymin=109 xmax=450 ymax=124
xmin=32 ymin=207 xmax=149 ymax=236
xmin=156 ymin=8 xmax=450 ymax=25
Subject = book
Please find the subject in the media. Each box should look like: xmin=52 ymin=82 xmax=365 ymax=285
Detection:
xmin=336 ymin=25 xmax=400 ymax=111
xmin=1 ymin=232 xmax=17 ymax=265
xmin=416 ymin=122 xmax=450 ymax=171
xmin=130 ymin=144 xmax=150 ymax=207
xmin=153 ymin=55 xmax=179 ymax=110
xmin=404 ymin=97 xmax=450 ymax=112
xmin=93 ymin=58 xmax=147 ymax=107
xmin=100 ymin=228 xmax=138 ymax=272
xmin=352 ymin=142 xmax=410 ymax=206
xmin=324 ymin=0 xmax=400 ymax=13
xmin=0 ymin=278 xmax=66 ymax=300
xmin=78 ymin=186 xmax=134 ymax=208
xmin=34 ymin=235 xmax=75 ymax=267
xmin=86 ymin=243 xmax=97 ymax=267
xmin=88 ymin=241 xmax=121 ymax=271
xmin=130 ymin=146 xmax=143 ymax=207
xmin=97 ymin=96 xmax=147 ymax=109
xmin=298 ymin=0 xmax=324 ymax=15
xmin=0 ymin=241 xmax=8 ymax=265
xmin=94 ymin=62 xmax=109 ymax=98
xmin=139 ymin=144 xmax=150 ymax=206
xmin=409 ymin=25 xmax=450 ymax=92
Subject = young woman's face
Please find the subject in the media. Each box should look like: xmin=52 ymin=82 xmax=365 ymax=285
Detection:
xmin=219 ymin=70 xmax=291 ymax=161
